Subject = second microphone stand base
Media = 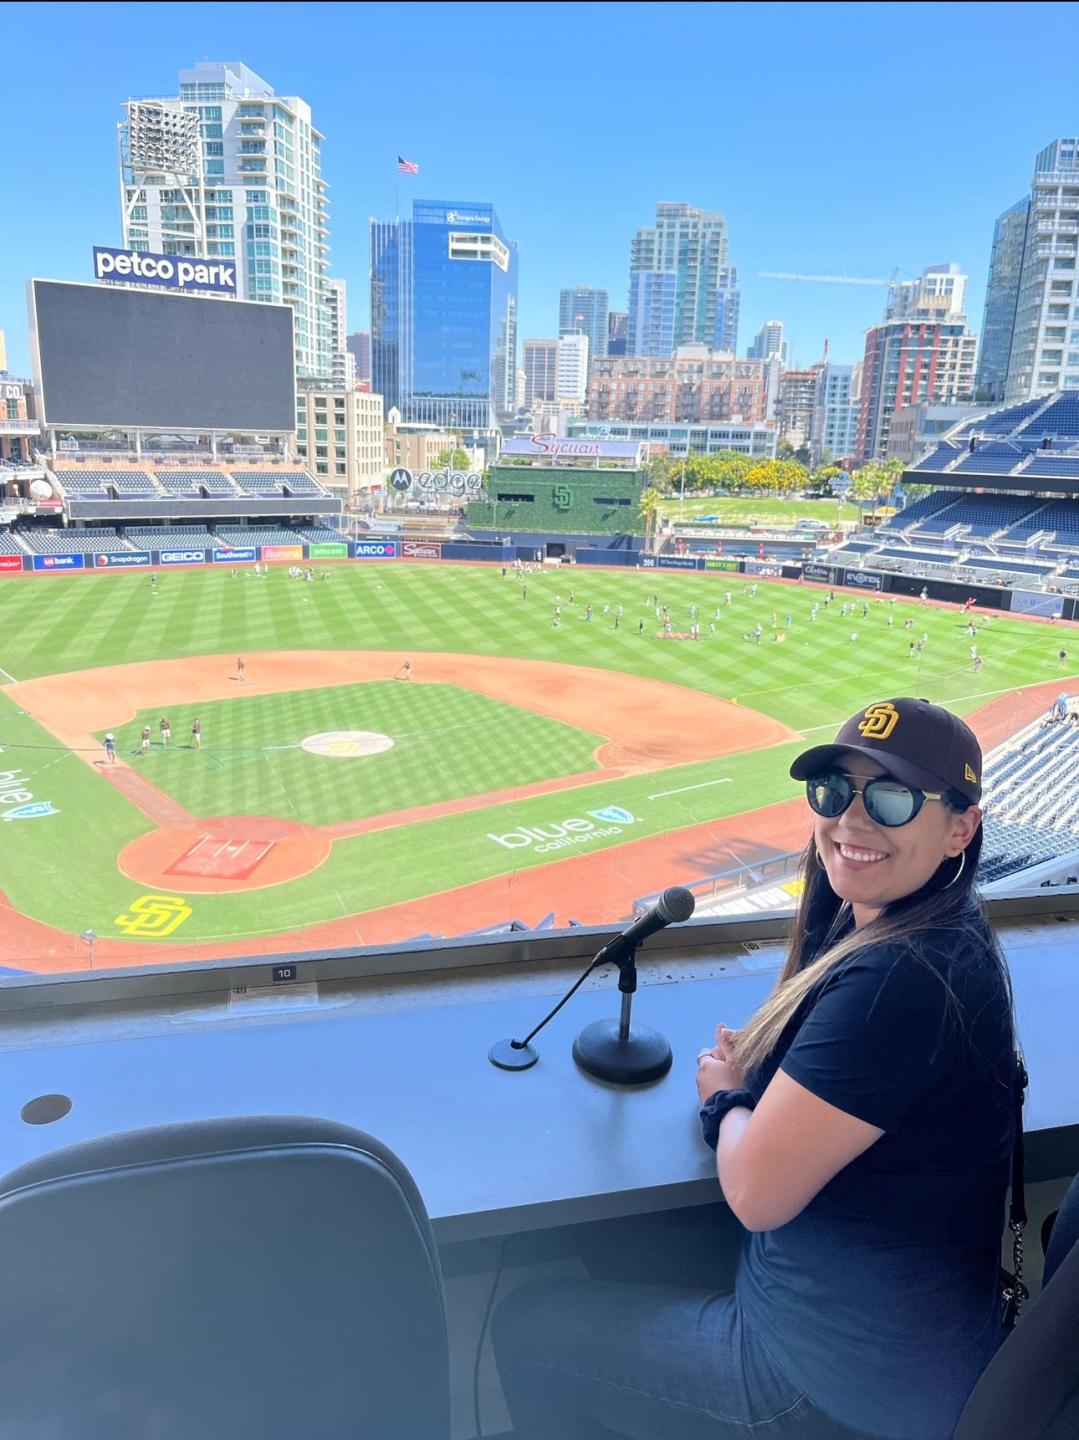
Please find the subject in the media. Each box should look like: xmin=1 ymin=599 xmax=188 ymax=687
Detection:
xmin=573 ymin=1018 xmax=673 ymax=1086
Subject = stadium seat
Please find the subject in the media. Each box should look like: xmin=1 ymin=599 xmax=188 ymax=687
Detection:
xmin=952 ymin=1212 xmax=1079 ymax=1439
xmin=0 ymin=1116 xmax=450 ymax=1440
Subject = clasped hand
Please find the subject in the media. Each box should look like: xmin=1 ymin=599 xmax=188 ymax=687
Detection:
xmin=696 ymin=1023 xmax=745 ymax=1105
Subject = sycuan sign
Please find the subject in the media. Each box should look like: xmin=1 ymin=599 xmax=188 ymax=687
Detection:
xmin=93 ymin=246 xmax=237 ymax=296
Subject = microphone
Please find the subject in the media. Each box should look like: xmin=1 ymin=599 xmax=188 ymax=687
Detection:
xmin=591 ymin=887 xmax=696 ymax=971
xmin=488 ymin=887 xmax=696 ymax=1084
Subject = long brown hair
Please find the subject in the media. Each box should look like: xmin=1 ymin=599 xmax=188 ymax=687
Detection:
xmin=731 ymin=808 xmax=1008 ymax=1079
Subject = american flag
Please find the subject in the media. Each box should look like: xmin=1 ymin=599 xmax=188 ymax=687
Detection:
xmin=397 ymin=155 xmax=419 ymax=175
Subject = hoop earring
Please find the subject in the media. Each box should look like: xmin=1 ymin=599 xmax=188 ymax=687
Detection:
xmin=942 ymin=850 xmax=966 ymax=888
xmin=814 ymin=847 xmax=827 ymax=872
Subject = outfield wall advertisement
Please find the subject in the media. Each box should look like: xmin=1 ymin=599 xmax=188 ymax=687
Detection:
xmin=158 ymin=549 xmax=209 ymax=566
xmin=93 ymin=551 xmax=152 ymax=569
xmin=261 ymin=544 xmax=304 ymax=563
xmin=212 ymin=549 xmax=256 ymax=564
xmin=402 ymin=540 xmax=442 ymax=560
xmin=308 ymin=542 xmax=349 ymax=559
xmin=32 ymin=554 xmax=84 ymax=571
xmin=353 ymin=540 xmax=398 ymax=559
xmin=842 ymin=567 xmax=884 ymax=591
xmin=0 ymin=556 xmax=24 ymax=573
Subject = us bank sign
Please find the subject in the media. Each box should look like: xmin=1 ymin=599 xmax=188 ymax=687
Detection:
xmin=93 ymin=246 xmax=237 ymax=296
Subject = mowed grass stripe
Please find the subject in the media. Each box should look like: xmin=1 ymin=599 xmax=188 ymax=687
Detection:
xmin=93 ymin=682 xmax=606 ymax=826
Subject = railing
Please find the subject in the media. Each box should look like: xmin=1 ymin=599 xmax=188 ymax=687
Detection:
xmin=0 ymin=420 xmax=40 ymax=435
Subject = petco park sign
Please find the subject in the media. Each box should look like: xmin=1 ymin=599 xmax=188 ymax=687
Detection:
xmin=93 ymin=246 xmax=237 ymax=296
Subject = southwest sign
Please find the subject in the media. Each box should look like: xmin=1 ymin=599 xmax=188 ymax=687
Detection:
xmin=93 ymin=245 xmax=237 ymax=296
xmin=212 ymin=548 xmax=255 ymax=564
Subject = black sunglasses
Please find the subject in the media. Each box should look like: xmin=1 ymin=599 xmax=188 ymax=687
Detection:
xmin=806 ymin=771 xmax=945 ymax=828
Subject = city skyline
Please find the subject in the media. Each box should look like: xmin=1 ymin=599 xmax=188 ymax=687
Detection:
xmin=3 ymin=2 xmax=1079 ymax=381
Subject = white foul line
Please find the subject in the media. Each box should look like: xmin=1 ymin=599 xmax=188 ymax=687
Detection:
xmin=0 ymin=664 xmax=17 ymax=684
xmin=648 ymin=777 xmax=732 ymax=800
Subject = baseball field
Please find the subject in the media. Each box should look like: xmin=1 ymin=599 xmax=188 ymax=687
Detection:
xmin=0 ymin=559 xmax=1073 ymax=972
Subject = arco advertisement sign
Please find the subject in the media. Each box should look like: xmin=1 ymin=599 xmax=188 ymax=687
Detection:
xmin=353 ymin=540 xmax=398 ymax=560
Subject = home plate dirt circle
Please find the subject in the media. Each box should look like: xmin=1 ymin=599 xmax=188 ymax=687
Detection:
xmin=118 ymin=816 xmax=332 ymax=894
xmin=301 ymin=730 xmax=395 ymax=758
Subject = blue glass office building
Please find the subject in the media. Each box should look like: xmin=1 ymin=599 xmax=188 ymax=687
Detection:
xmin=371 ymin=200 xmax=518 ymax=431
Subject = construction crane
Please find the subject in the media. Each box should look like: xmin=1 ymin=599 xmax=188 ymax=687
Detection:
xmin=757 ymin=272 xmax=896 ymax=286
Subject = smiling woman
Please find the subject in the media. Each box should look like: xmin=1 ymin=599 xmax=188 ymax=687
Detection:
xmin=493 ymin=696 xmax=1021 ymax=1440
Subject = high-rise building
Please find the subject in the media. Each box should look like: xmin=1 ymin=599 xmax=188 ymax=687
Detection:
xmin=588 ymin=346 xmax=777 ymax=425
xmin=347 ymin=331 xmax=372 ymax=384
xmin=993 ymin=138 xmax=1079 ymax=403
xmin=522 ymin=339 xmax=560 ymax=408
xmin=607 ymin=311 xmax=628 ymax=357
xmin=810 ymin=363 xmax=861 ymax=465
xmin=119 ymin=61 xmax=333 ymax=379
xmin=371 ymin=199 xmax=518 ymax=431
xmin=626 ymin=202 xmax=730 ymax=356
xmin=556 ymin=334 xmax=589 ymax=406
xmin=294 ymin=385 xmax=384 ymax=496
xmin=325 ymin=280 xmax=355 ymax=389
xmin=885 ymin=264 xmax=968 ymax=320
xmin=855 ymin=266 xmax=977 ymax=461
xmin=747 ymin=320 xmax=788 ymax=364
xmin=776 ymin=365 xmax=824 ymax=448
xmin=713 ymin=267 xmax=740 ymax=355
xmin=975 ymin=200 xmax=1029 ymax=402
xmin=558 ymin=287 xmax=609 ymax=372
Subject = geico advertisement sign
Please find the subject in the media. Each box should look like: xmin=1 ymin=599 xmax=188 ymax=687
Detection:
xmin=92 ymin=246 xmax=237 ymax=295
xmin=488 ymin=805 xmax=637 ymax=855
xmin=159 ymin=549 xmax=207 ymax=565
xmin=354 ymin=540 xmax=398 ymax=559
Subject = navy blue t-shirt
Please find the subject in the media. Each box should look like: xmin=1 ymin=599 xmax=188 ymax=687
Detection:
xmin=735 ymin=907 xmax=1015 ymax=1440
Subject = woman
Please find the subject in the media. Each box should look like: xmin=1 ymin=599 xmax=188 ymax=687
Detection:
xmin=493 ymin=697 xmax=1017 ymax=1440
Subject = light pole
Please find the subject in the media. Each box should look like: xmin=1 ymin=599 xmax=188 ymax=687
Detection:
xmin=79 ymin=928 xmax=97 ymax=971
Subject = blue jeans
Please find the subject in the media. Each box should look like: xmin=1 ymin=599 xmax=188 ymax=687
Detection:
xmin=492 ymin=1279 xmax=876 ymax=1440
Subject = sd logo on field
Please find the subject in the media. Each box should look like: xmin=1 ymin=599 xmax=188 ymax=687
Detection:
xmin=115 ymin=894 xmax=192 ymax=937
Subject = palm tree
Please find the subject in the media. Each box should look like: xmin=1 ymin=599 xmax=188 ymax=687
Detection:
xmin=639 ymin=487 xmax=663 ymax=553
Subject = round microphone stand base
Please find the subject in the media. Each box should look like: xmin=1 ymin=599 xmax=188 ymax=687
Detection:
xmin=573 ymin=1019 xmax=673 ymax=1086
xmin=489 ymin=1038 xmax=539 ymax=1071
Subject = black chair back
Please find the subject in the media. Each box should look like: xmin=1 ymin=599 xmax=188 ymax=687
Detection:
xmin=954 ymin=1220 xmax=1079 ymax=1439
xmin=0 ymin=1116 xmax=449 ymax=1440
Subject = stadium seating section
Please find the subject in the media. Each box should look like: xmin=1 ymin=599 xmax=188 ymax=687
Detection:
xmin=0 ymin=530 xmax=25 ymax=554
xmin=126 ymin=527 xmax=214 ymax=548
xmin=982 ymin=707 xmax=1079 ymax=871
xmin=19 ymin=529 xmax=130 ymax=555
xmin=49 ymin=462 xmax=330 ymax=503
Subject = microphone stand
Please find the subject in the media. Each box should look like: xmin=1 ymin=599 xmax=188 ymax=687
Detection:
xmin=572 ymin=943 xmax=672 ymax=1085
xmin=488 ymin=940 xmax=672 ymax=1086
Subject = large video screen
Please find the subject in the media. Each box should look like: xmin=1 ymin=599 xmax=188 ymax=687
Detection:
xmin=30 ymin=280 xmax=295 ymax=432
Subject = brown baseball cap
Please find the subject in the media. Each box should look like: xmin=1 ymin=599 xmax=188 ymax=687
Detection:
xmin=790 ymin=698 xmax=982 ymax=805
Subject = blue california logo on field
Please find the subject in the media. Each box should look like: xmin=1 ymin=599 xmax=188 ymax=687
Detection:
xmin=0 ymin=766 xmax=58 ymax=820
xmin=488 ymin=805 xmax=639 ymax=855
xmin=589 ymin=805 xmax=635 ymax=825
xmin=1 ymin=801 xmax=59 ymax=822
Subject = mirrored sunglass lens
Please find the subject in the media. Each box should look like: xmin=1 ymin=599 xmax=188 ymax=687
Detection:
xmin=864 ymin=781 xmax=916 ymax=826
xmin=808 ymin=774 xmax=851 ymax=816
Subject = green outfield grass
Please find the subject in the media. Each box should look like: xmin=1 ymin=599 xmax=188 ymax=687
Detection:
xmin=99 ymin=682 xmax=604 ymax=826
xmin=0 ymin=562 xmax=1071 ymax=952
xmin=657 ymin=495 xmax=860 ymax=525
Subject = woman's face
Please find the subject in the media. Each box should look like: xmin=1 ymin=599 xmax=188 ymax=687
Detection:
xmin=813 ymin=754 xmax=981 ymax=926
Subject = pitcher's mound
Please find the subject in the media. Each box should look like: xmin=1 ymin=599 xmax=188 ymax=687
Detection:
xmin=301 ymin=730 xmax=394 ymax=758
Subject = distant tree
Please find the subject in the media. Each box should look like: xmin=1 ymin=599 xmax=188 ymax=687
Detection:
xmin=449 ymin=447 xmax=471 ymax=471
xmin=639 ymin=487 xmax=663 ymax=549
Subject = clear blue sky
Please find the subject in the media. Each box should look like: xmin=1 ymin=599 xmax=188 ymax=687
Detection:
xmin=4 ymin=1 xmax=1079 ymax=378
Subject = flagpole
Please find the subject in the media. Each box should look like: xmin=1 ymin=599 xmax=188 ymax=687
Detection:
xmin=394 ymin=157 xmax=400 ymax=221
